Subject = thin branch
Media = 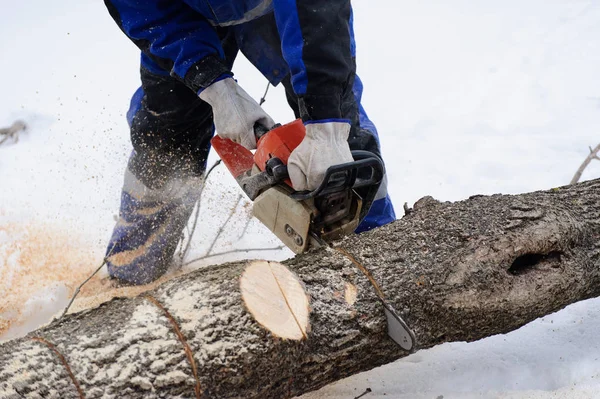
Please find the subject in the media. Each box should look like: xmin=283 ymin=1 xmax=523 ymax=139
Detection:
xmin=60 ymin=155 xmax=280 ymax=318
xmin=182 ymin=161 xmax=285 ymax=267
xmin=0 ymin=120 xmax=26 ymax=146
xmin=176 ymin=231 xmax=186 ymax=261
xmin=179 ymin=160 xmax=222 ymax=262
xmin=178 ymin=202 xmax=199 ymax=262
xmin=571 ymin=142 xmax=600 ymax=185
xmin=259 ymin=82 xmax=271 ymax=106
xmin=239 ymin=212 xmax=254 ymax=239
xmin=59 ymin=242 xmax=118 ymax=318
xmin=60 ymin=261 xmax=106 ymax=318
xmin=205 ymin=194 xmax=243 ymax=256
xmin=354 ymin=388 xmax=372 ymax=399
xmin=183 ymin=245 xmax=285 ymax=267
xmin=0 ymin=120 xmax=26 ymax=135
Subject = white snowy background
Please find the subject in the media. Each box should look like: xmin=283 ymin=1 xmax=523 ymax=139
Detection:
xmin=2 ymin=0 xmax=600 ymax=398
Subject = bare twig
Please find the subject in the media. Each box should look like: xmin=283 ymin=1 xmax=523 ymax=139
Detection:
xmin=60 ymin=261 xmax=106 ymax=318
xmin=354 ymin=388 xmax=372 ymax=399
xmin=178 ymin=202 xmax=199 ymax=263
xmin=183 ymin=245 xmax=285 ymax=267
xmin=182 ymin=193 xmax=286 ymax=268
xmin=239 ymin=210 xmax=254 ymax=239
xmin=179 ymin=160 xmax=222 ymax=262
xmin=60 ymin=243 xmax=118 ymax=318
xmin=571 ymin=143 xmax=600 ymax=185
xmin=61 ymin=151 xmax=279 ymax=319
xmin=259 ymin=82 xmax=271 ymax=106
xmin=181 ymin=164 xmax=285 ymax=266
xmin=205 ymin=194 xmax=243 ymax=255
xmin=0 ymin=120 xmax=26 ymax=146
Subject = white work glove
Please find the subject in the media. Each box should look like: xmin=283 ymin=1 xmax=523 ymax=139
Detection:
xmin=199 ymin=77 xmax=275 ymax=149
xmin=288 ymin=121 xmax=354 ymax=191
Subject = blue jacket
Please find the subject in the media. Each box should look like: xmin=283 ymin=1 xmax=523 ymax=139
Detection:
xmin=104 ymin=0 xmax=356 ymax=121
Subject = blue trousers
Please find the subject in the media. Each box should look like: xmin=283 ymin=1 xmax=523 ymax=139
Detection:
xmin=106 ymin=14 xmax=395 ymax=285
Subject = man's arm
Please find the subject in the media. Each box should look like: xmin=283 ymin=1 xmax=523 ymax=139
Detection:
xmin=273 ymin=0 xmax=354 ymax=122
xmin=273 ymin=0 xmax=356 ymax=190
xmin=104 ymin=0 xmax=274 ymax=149
xmin=104 ymin=0 xmax=231 ymax=92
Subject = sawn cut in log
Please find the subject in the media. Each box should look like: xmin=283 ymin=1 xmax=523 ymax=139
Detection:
xmin=2 ymin=179 xmax=600 ymax=398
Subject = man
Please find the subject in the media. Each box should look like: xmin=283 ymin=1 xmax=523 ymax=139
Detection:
xmin=103 ymin=0 xmax=396 ymax=285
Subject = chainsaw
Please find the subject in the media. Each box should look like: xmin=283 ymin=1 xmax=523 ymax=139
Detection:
xmin=211 ymin=119 xmax=417 ymax=352
xmin=210 ymin=119 xmax=385 ymax=254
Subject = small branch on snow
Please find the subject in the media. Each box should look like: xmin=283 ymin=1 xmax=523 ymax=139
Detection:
xmin=571 ymin=143 xmax=600 ymax=185
xmin=0 ymin=120 xmax=26 ymax=146
xmin=354 ymin=388 xmax=372 ymax=399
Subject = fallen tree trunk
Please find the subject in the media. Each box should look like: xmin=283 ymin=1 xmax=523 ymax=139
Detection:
xmin=2 ymin=179 xmax=600 ymax=398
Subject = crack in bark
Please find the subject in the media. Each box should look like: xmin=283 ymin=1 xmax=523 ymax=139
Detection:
xmin=30 ymin=336 xmax=84 ymax=398
xmin=144 ymin=295 xmax=202 ymax=398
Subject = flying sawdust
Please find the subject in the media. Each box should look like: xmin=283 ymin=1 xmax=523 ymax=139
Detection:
xmin=0 ymin=221 xmax=195 ymax=340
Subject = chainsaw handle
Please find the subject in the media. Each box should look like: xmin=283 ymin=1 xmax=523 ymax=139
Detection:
xmin=253 ymin=123 xmax=281 ymax=140
xmin=290 ymin=151 xmax=384 ymax=201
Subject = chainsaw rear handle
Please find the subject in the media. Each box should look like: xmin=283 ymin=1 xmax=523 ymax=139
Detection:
xmin=290 ymin=150 xmax=385 ymax=201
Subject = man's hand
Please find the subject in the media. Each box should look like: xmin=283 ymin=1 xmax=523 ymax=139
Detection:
xmin=199 ymin=77 xmax=275 ymax=150
xmin=288 ymin=121 xmax=354 ymax=191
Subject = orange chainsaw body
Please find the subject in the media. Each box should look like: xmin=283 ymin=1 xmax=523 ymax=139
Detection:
xmin=211 ymin=119 xmax=305 ymax=186
xmin=211 ymin=117 xmax=374 ymax=255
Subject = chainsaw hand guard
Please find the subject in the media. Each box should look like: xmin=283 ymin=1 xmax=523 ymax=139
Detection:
xmin=290 ymin=151 xmax=384 ymax=200
xmin=290 ymin=151 xmax=385 ymax=225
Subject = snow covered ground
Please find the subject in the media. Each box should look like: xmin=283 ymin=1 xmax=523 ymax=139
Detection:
xmin=2 ymin=0 xmax=600 ymax=397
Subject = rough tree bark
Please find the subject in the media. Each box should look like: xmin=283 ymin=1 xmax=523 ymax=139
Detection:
xmin=1 ymin=179 xmax=600 ymax=399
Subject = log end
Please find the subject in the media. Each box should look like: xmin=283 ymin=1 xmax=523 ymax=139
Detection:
xmin=240 ymin=260 xmax=310 ymax=340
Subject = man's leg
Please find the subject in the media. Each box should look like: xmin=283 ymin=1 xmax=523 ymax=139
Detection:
xmin=343 ymin=8 xmax=396 ymax=231
xmin=106 ymin=65 xmax=215 ymax=285
xmin=346 ymin=74 xmax=396 ymax=233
